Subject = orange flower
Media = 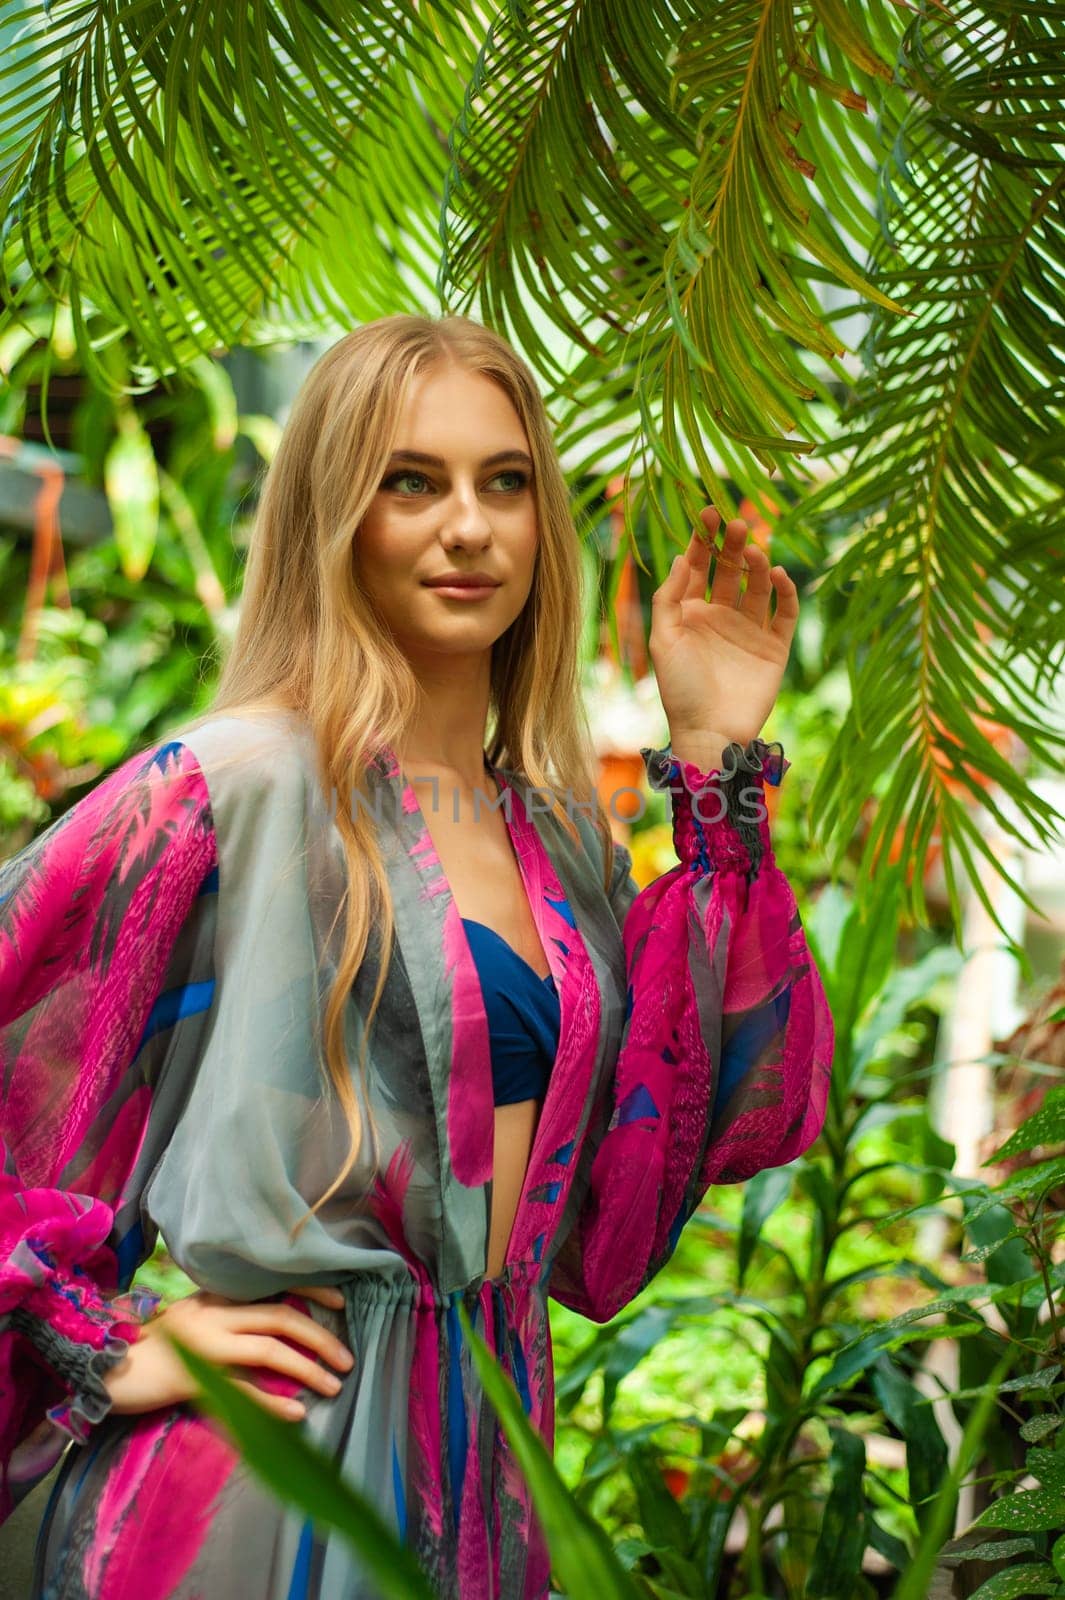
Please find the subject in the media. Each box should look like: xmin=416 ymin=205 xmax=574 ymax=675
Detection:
xmin=597 ymin=752 xmax=647 ymax=823
xmin=661 ymin=1466 xmax=690 ymax=1501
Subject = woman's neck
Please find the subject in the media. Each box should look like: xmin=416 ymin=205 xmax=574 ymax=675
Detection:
xmin=397 ymin=665 xmax=492 ymax=786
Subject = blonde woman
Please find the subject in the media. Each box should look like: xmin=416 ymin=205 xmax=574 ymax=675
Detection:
xmin=0 ymin=314 xmax=834 ymax=1599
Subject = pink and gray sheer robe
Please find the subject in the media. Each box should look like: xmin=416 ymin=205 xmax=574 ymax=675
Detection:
xmin=0 ymin=711 xmax=834 ymax=1599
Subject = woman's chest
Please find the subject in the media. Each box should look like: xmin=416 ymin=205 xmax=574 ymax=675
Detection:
xmin=407 ymin=772 xmax=552 ymax=981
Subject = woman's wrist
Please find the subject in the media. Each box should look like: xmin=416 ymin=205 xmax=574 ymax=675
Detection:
xmin=641 ymin=736 xmax=789 ymax=882
xmin=668 ymin=728 xmax=758 ymax=775
xmin=98 ymin=1316 xmax=162 ymax=1414
xmin=98 ymin=1343 xmax=136 ymax=1405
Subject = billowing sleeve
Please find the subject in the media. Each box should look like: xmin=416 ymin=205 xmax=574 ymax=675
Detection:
xmin=0 ymin=740 xmax=217 ymax=1521
xmin=547 ymin=737 xmax=835 ymax=1324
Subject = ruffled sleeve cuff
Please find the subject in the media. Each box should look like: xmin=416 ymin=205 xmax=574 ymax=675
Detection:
xmin=6 ymin=1271 xmax=163 ymax=1445
xmin=45 ymin=1286 xmax=162 ymax=1443
xmin=639 ymin=737 xmax=790 ymax=882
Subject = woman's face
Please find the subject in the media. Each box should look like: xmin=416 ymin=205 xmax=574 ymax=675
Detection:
xmin=354 ymin=361 xmax=539 ymax=669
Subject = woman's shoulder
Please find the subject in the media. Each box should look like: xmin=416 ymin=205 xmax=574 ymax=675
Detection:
xmin=155 ymin=705 xmax=327 ymax=832
xmin=169 ymin=704 xmax=313 ymax=778
xmin=1 ymin=708 xmax=324 ymax=934
xmin=46 ymin=707 xmax=321 ymax=862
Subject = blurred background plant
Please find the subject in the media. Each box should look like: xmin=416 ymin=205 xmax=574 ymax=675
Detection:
xmin=548 ymin=872 xmax=1065 ymax=1597
xmin=0 ymin=302 xmax=277 ymax=853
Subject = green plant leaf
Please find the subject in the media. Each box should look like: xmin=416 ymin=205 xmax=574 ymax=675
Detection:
xmin=1053 ymin=1531 xmax=1065 ymax=1582
xmin=966 ymin=1565 xmax=1062 ymax=1599
xmin=871 ymin=1355 xmax=949 ymax=1533
xmin=456 ymin=1305 xmax=647 ymax=1600
xmin=990 ymin=1086 xmax=1065 ymax=1164
xmin=601 ymin=1304 xmax=684 ymax=1423
xmin=805 ymin=1425 xmax=869 ymax=1597
xmin=623 ymin=1443 xmax=693 ymax=1560
xmin=104 ymin=411 xmax=159 ymax=581
xmin=973 ymin=1487 xmax=1065 ymax=1536
xmin=892 ymin=1344 xmax=1021 ymax=1600
xmin=738 ymin=1164 xmax=795 ymax=1289
xmin=1020 ymin=1417 xmax=1063 ymax=1444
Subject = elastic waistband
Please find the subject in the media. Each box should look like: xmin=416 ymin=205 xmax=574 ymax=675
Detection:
xmin=335 ymin=1259 xmax=544 ymax=1315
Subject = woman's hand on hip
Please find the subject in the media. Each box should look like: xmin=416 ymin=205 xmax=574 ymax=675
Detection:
xmin=100 ymin=1283 xmax=355 ymax=1422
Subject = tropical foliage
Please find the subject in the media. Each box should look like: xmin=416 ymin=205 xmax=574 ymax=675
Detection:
xmin=0 ymin=312 xmax=275 ymax=852
xmin=1 ymin=0 xmax=1062 ymax=945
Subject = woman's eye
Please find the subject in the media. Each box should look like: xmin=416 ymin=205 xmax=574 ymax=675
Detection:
xmin=381 ymin=469 xmax=530 ymax=496
xmin=384 ymin=471 xmax=431 ymax=495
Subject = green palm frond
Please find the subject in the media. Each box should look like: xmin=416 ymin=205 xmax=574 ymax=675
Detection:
xmin=781 ymin=0 xmax=1065 ymax=947
xmin=439 ymin=0 xmax=693 ymax=370
xmin=3 ymin=2 xmax=915 ymax=500
xmin=2 ymin=0 xmax=1063 ymax=943
xmin=438 ymin=0 xmax=911 ymax=538
xmin=0 ymin=0 xmax=474 ymax=381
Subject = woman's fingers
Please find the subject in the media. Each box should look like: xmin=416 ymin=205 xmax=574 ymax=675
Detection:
xmin=224 ymin=1302 xmax=355 ymax=1376
xmin=737 ymin=543 xmax=773 ymax=628
xmin=226 ymin=1333 xmax=348 ymax=1397
xmin=768 ymin=567 xmax=799 ymax=648
xmin=693 ymin=506 xmax=792 ymax=634
xmin=293 ymin=1284 xmax=346 ymax=1310
xmin=703 ymin=510 xmax=749 ymax=608
xmin=227 ymin=1375 xmax=306 ymax=1421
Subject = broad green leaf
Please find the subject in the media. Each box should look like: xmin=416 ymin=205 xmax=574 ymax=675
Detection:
xmin=991 ymin=1087 xmax=1065 ymax=1164
xmin=104 ymin=412 xmax=159 ymax=580
xmin=871 ymin=1355 xmax=949 ymax=1531
xmin=1026 ymin=1450 xmax=1065 ymax=1492
xmin=738 ymin=1164 xmax=795 ymax=1288
xmin=623 ymin=1444 xmax=692 ymax=1560
xmin=805 ymin=1425 xmax=868 ymax=1596
xmin=601 ymin=1304 xmax=682 ymax=1423
xmin=1020 ymin=1417 xmax=1063 ymax=1444
xmin=954 ymin=1537 xmax=1040 ymax=1565
xmin=973 ymin=1488 xmax=1065 ymax=1536
xmin=967 ymin=1565 xmax=1062 ymax=1599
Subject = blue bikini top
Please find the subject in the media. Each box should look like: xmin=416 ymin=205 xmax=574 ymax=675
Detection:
xmin=461 ymin=917 xmax=561 ymax=1106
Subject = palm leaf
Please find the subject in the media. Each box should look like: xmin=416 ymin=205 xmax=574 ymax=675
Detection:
xmin=3 ymin=0 xmax=1063 ymax=940
xmin=438 ymin=0 xmax=911 ymax=546
xmin=781 ymin=0 xmax=1065 ymax=947
xmin=0 ymin=0 xmax=470 ymax=382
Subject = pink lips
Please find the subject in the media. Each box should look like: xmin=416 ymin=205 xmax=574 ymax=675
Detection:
xmin=423 ymin=573 xmax=501 ymax=600
xmin=425 ymin=583 xmax=498 ymax=599
xmin=423 ymin=575 xmax=500 ymax=589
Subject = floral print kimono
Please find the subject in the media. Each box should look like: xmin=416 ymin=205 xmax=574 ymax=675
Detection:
xmin=0 ymin=709 xmax=834 ymax=1598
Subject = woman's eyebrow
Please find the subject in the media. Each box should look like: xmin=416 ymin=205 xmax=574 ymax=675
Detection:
xmin=386 ymin=449 xmax=534 ymax=470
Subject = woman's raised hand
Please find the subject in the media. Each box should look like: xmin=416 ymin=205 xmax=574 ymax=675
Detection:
xmin=650 ymin=505 xmax=799 ymax=753
xmin=101 ymin=1283 xmax=354 ymax=1423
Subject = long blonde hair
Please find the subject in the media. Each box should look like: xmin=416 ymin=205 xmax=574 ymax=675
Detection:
xmin=172 ymin=314 xmax=618 ymax=1237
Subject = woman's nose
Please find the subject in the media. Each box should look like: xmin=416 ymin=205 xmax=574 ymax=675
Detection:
xmin=440 ymin=483 xmax=493 ymax=543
